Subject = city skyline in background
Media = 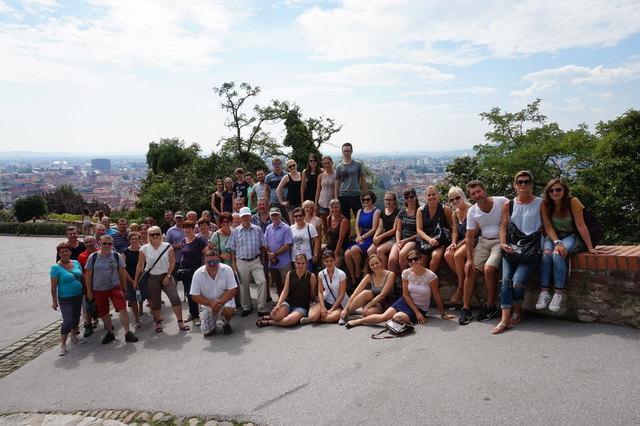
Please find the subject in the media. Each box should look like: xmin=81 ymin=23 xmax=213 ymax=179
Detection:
xmin=2 ymin=1 xmax=639 ymax=155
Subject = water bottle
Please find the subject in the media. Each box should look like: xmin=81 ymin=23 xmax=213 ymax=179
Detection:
xmin=135 ymin=289 xmax=142 ymax=302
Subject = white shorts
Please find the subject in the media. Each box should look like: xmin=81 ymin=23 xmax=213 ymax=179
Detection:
xmin=200 ymin=300 xmax=235 ymax=335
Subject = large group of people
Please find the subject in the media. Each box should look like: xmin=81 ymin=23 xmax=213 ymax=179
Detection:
xmin=49 ymin=143 xmax=600 ymax=356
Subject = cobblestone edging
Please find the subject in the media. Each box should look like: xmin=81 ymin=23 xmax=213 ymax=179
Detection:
xmin=0 ymin=410 xmax=254 ymax=425
xmin=0 ymin=319 xmax=61 ymax=379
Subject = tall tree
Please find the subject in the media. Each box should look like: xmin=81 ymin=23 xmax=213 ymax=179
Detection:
xmin=42 ymin=184 xmax=85 ymax=214
xmin=14 ymin=194 xmax=47 ymax=221
xmin=282 ymin=108 xmax=319 ymax=167
xmin=146 ymin=138 xmax=200 ymax=174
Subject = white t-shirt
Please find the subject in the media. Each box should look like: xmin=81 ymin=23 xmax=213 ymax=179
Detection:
xmin=140 ymin=242 xmax=172 ymax=274
xmin=318 ymin=267 xmax=349 ymax=308
xmin=190 ymin=263 xmax=237 ymax=301
xmin=466 ymin=196 xmax=508 ymax=239
xmin=402 ymin=268 xmax=437 ymax=311
xmin=291 ymin=224 xmax=318 ymax=260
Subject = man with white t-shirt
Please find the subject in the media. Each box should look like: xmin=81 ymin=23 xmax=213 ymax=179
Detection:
xmin=190 ymin=249 xmax=238 ymax=337
xmin=459 ymin=180 xmax=508 ymax=325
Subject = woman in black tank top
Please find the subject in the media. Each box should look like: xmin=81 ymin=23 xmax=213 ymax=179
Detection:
xmin=338 ymin=254 xmax=396 ymax=325
xmin=368 ymin=191 xmax=399 ymax=268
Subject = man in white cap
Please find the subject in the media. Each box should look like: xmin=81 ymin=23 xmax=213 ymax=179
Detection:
xmin=226 ymin=207 xmax=269 ymax=317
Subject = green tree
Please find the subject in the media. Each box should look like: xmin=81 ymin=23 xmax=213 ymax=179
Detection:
xmin=14 ymin=194 xmax=47 ymax=222
xmin=136 ymin=182 xmax=182 ymax=222
xmin=213 ymin=82 xmax=285 ymax=163
xmin=306 ymin=116 xmax=343 ymax=150
xmin=146 ymin=138 xmax=200 ymax=174
xmin=573 ymin=109 xmax=640 ymax=244
xmin=42 ymin=184 xmax=85 ymax=214
xmin=282 ymin=108 xmax=319 ymax=167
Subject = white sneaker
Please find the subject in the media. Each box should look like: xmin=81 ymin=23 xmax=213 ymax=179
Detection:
xmin=299 ymin=317 xmax=311 ymax=325
xmin=535 ymin=292 xmax=551 ymax=310
xmin=59 ymin=346 xmax=68 ymax=356
xmin=71 ymin=337 xmax=86 ymax=345
xmin=549 ymin=293 xmax=563 ymax=312
xmin=338 ymin=318 xmax=346 ymax=326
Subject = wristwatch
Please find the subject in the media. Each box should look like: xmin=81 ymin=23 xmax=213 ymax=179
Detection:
xmin=553 ymin=240 xmax=562 ymax=245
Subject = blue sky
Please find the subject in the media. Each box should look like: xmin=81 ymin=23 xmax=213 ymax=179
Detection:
xmin=1 ymin=0 xmax=639 ymax=155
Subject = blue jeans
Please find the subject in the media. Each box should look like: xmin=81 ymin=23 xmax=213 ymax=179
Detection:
xmin=539 ymin=235 xmax=575 ymax=291
xmin=500 ymin=257 xmax=537 ymax=309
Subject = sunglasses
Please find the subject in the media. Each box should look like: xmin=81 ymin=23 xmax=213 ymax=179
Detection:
xmin=361 ymin=197 xmax=372 ymax=202
xmin=516 ymin=179 xmax=531 ymax=185
xmin=449 ymin=196 xmax=461 ymax=202
xmin=309 ymin=159 xmax=317 ymax=163
xmin=404 ymin=195 xmax=415 ymax=200
xmin=221 ymin=220 xmax=231 ymax=224
xmin=272 ymin=162 xmax=281 ymax=166
xmin=206 ymin=259 xmax=220 ymax=265
xmin=547 ymin=187 xmax=563 ymax=193
xmin=294 ymin=214 xmax=304 ymax=218
xmin=408 ymin=257 xmax=420 ymax=263
xmin=149 ymin=233 xmax=161 ymax=237
xmin=101 ymin=242 xmax=113 ymax=246
xmin=288 ymin=164 xmax=297 ymax=169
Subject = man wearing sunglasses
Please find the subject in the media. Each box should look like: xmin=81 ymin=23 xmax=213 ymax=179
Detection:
xmin=458 ymin=180 xmax=508 ymax=325
xmin=85 ymin=235 xmax=138 ymax=344
xmin=190 ymin=249 xmax=238 ymax=337
xmin=334 ymin=142 xmax=366 ymax=221
xmin=264 ymin=157 xmax=289 ymax=220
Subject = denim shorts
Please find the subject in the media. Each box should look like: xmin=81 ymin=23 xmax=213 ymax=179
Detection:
xmin=282 ymin=301 xmax=309 ymax=316
xmin=318 ymin=206 xmax=329 ymax=214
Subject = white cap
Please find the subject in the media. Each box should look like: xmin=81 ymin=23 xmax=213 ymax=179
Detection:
xmin=239 ymin=207 xmax=252 ymax=217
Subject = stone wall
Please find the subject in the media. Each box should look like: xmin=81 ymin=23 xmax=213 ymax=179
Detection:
xmin=435 ymin=245 xmax=640 ymax=329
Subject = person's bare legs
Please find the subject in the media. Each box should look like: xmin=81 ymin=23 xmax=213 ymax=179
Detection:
xmin=376 ymin=243 xmax=392 ymax=269
xmin=398 ymin=242 xmax=415 ymax=271
xmin=462 ymin=268 xmax=479 ymax=310
xmin=388 ymin=244 xmax=400 ymax=274
xmin=346 ymin=307 xmax=398 ymax=327
xmin=429 ymin=247 xmax=445 ymax=273
xmin=484 ymin=265 xmax=498 ymax=308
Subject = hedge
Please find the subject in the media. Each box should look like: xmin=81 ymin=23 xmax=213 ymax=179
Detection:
xmin=0 ymin=222 xmax=68 ymax=235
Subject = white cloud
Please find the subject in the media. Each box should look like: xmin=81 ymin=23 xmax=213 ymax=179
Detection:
xmin=295 ymin=0 xmax=640 ymax=65
xmin=511 ymin=62 xmax=640 ymax=99
xmin=0 ymin=0 xmax=242 ymax=83
xmin=301 ymin=62 xmax=454 ymax=86
xmin=401 ymin=87 xmax=497 ymax=96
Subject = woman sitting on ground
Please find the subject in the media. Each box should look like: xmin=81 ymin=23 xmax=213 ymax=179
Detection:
xmin=338 ymin=254 xmax=395 ymax=325
xmin=344 ymin=190 xmax=380 ymax=285
xmin=256 ymin=253 xmax=317 ymax=327
xmin=444 ymin=186 xmax=475 ymax=303
xmin=536 ymin=178 xmax=600 ymax=313
xmin=50 ymin=242 xmax=86 ymax=356
xmin=346 ymin=249 xmax=455 ymax=328
xmin=368 ymin=191 xmax=399 ymax=269
xmin=305 ymin=250 xmax=349 ymax=324
xmin=416 ymin=185 xmax=452 ymax=273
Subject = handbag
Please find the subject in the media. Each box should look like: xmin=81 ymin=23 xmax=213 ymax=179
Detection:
xmin=503 ymin=200 xmax=541 ymax=264
xmin=417 ymin=223 xmax=452 ymax=255
xmin=371 ymin=316 xmax=415 ymax=339
xmin=139 ymin=244 xmax=171 ymax=287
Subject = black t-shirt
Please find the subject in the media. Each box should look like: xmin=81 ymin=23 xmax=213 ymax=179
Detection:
xmin=233 ymin=181 xmax=250 ymax=204
xmin=160 ymin=222 xmax=173 ymax=235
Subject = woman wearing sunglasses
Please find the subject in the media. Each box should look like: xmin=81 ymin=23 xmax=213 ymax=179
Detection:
xmin=536 ymin=178 xmax=600 ymax=313
xmin=277 ymin=159 xmax=303 ymax=224
xmin=416 ymin=185 xmax=452 ymax=274
xmin=209 ymin=212 xmax=234 ymax=266
xmin=135 ymin=226 xmax=189 ymax=333
xmin=344 ymin=190 xmax=380 ymax=287
xmin=388 ymin=188 xmax=420 ymax=275
xmin=346 ymin=249 xmax=455 ymax=328
xmin=494 ymin=171 xmax=543 ymax=334
xmin=256 ymin=253 xmax=316 ymax=327
xmin=300 ymin=153 xmax=322 ymax=205
xmin=444 ymin=186 xmax=474 ymax=304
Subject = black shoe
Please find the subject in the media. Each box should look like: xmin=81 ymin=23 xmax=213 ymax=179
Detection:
xmin=101 ymin=332 xmax=115 ymax=344
xmin=241 ymin=309 xmax=253 ymax=317
xmin=476 ymin=305 xmax=500 ymax=322
xmin=257 ymin=311 xmax=269 ymax=317
xmin=223 ymin=324 xmax=233 ymax=335
xmin=124 ymin=331 xmax=138 ymax=343
xmin=458 ymin=308 xmax=473 ymax=325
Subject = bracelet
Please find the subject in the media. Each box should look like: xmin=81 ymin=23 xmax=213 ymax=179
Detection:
xmin=553 ymin=240 xmax=562 ymax=245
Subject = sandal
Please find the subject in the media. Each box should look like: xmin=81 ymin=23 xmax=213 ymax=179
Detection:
xmin=256 ymin=319 xmax=270 ymax=328
xmin=178 ymin=320 xmax=190 ymax=331
xmin=134 ymin=320 xmax=142 ymax=329
xmin=450 ymin=288 xmax=463 ymax=303
xmin=491 ymin=322 xmax=511 ymax=334
xmin=510 ymin=313 xmax=523 ymax=326
xmin=155 ymin=320 xmax=163 ymax=333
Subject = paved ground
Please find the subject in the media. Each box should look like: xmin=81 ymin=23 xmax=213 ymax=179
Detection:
xmin=1 ymin=236 xmax=639 ymax=425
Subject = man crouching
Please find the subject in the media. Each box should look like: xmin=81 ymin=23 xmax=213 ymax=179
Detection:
xmin=190 ymin=249 xmax=238 ymax=337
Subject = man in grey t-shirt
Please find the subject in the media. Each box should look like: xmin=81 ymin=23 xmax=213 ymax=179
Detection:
xmin=334 ymin=142 xmax=366 ymax=220
xmin=86 ymin=235 xmax=138 ymax=344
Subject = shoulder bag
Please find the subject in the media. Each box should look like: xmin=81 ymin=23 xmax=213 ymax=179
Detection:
xmin=139 ymin=244 xmax=171 ymax=288
xmin=503 ymin=200 xmax=541 ymax=264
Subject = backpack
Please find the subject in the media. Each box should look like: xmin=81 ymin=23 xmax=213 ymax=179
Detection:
xmin=570 ymin=197 xmax=603 ymax=247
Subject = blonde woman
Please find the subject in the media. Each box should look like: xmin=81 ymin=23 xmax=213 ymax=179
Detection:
xmin=416 ymin=185 xmax=452 ymax=273
xmin=444 ymin=186 xmax=474 ymax=303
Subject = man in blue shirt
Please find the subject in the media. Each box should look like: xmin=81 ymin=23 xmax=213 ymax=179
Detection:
xmin=264 ymin=208 xmax=293 ymax=297
xmin=165 ymin=211 xmax=186 ymax=282
xmin=227 ymin=207 xmax=268 ymax=317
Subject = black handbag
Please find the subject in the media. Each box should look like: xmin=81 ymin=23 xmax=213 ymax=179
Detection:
xmin=417 ymin=223 xmax=452 ymax=255
xmin=371 ymin=316 xmax=415 ymax=339
xmin=503 ymin=200 xmax=541 ymax=264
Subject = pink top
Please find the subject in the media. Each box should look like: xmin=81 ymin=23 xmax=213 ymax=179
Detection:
xmin=401 ymin=268 xmax=437 ymax=310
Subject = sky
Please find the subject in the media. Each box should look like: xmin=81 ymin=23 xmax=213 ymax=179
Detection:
xmin=1 ymin=0 xmax=639 ymax=155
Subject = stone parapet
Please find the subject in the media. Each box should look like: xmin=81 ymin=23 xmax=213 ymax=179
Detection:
xmin=436 ymin=245 xmax=640 ymax=328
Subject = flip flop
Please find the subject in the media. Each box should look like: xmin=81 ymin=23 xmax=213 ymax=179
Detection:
xmin=491 ymin=322 xmax=511 ymax=334
xmin=155 ymin=320 xmax=163 ymax=333
xmin=256 ymin=319 xmax=270 ymax=328
xmin=510 ymin=313 xmax=523 ymax=326
xmin=178 ymin=320 xmax=190 ymax=331
xmin=134 ymin=321 xmax=142 ymax=329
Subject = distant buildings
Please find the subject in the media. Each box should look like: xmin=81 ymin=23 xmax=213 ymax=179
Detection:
xmin=91 ymin=158 xmax=111 ymax=171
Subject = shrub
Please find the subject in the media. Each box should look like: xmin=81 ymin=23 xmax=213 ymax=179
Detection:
xmin=0 ymin=222 xmax=68 ymax=235
xmin=13 ymin=195 xmax=48 ymax=222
